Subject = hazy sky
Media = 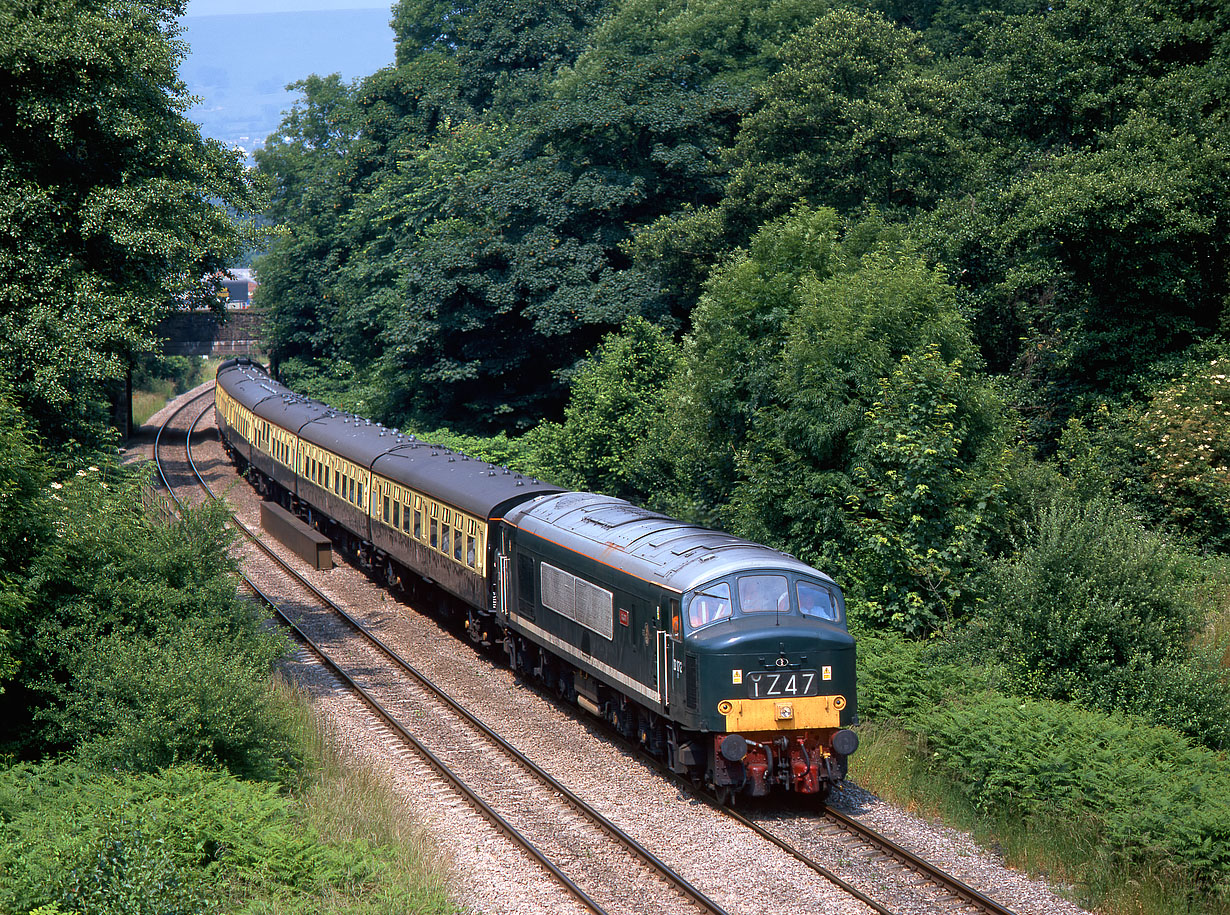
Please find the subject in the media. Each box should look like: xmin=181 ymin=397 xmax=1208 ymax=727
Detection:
xmin=185 ymin=0 xmax=390 ymax=16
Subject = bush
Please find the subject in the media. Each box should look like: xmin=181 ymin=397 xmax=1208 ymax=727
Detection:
xmin=853 ymin=626 xmax=990 ymax=722
xmin=0 ymin=760 xmax=450 ymax=915
xmin=855 ymin=628 xmax=1230 ymax=907
xmin=1 ymin=464 xmax=293 ymax=774
xmin=64 ymin=629 xmax=301 ymax=781
xmin=919 ymin=692 xmax=1230 ymax=899
xmin=977 ymin=494 xmax=1230 ymax=749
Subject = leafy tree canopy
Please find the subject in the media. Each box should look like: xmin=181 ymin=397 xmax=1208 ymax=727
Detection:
xmin=0 ymin=0 xmax=262 ymax=446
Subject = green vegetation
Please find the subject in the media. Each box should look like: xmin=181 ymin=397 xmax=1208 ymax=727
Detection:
xmin=131 ymin=355 xmax=220 ymax=427
xmin=2 ymin=0 xmax=1228 ymax=911
xmin=252 ymin=0 xmax=1230 ymax=911
xmin=852 ymin=631 xmax=1230 ymax=912
xmin=0 ymin=0 xmax=264 ymax=451
xmin=1 ymin=4 xmax=453 ymax=912
xmin=0 ymin=700 xmax=455 ymax=915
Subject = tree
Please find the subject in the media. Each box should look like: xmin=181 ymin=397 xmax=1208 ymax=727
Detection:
xmin=391 ymin=0 xmax=610 ymax=112
xmin=255 ymin=74 xmax=362 ymax=369
xmin=647 ymin=206 xmax=1011 ymax=632
xmin=920 ymin=113 xmax=1229 ymax=439
xmin=640 ymin=7 xmax=962 ymax=309
xmin=533 ymin=316 xmax=681 ymax=499
xmin=0 ymin=0 xmax=262 ymax=446
xmin=914 ymin=0 xmax=1230 ymax=437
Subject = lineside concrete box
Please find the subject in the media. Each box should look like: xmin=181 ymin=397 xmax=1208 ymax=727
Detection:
xmin=260 ymin=501 xmax=333 ymax=570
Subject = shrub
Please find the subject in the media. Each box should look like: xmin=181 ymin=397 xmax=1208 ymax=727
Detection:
xmin=530 ymin=316 xmax=681 ymax=501
xmin=853 ymin=626 xmax=990 ymax=722
xmin=976 ymin=493 xmax=1230 ymax=749
xmin=63 ymin=629 xmax=301 ymax=781
xmin=920 ymin=692 xmax=1230 ymax=899
xmin=0 ymin=760 xmax=448 ymax=915
xmin=2 ymin=464 xmax=293 ymax=773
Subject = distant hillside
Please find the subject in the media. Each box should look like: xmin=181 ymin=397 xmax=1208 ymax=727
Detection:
xmin=180 ymin=8 xmax=394 ymax=156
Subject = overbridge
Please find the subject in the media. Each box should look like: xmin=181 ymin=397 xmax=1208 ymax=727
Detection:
xmin=156 ymin=307 xmax=268 ymax=357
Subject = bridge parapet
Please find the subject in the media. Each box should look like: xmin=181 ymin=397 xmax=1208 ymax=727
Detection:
xmin=157 ymin=307 xmax=268 ymax=357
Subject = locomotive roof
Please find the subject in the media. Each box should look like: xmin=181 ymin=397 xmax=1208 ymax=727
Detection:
xmin=504 ymin=492 xmax=835 ymax=595
xmin=216 ymin=360 xmax=561 ymax=519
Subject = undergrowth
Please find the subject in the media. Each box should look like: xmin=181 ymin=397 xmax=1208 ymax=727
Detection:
xmin=0 ymin=681 xmax=457 ymax=915
xmin=851 ymin=632 xmax=1230 ymax=915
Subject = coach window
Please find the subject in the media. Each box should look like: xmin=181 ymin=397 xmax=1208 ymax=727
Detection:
xmin=383 ymin=496 xmax=390 ymax=524
xmin=348 ymin=477 xmax=355 ymax=504
xmin=466 ymin=535 xmax=476 ymax=568
xmin=454 ymin=529 xmax=463 ymax=562
xmin=357 ymin=480 xmax=364 ymax=508
xmin=430 ymin=517 xmax=438 ymax=548
xmin=414 ymin=498 xmax=422 ymax=538
xmin=393 ymin=500 xmax=400 ymax=530
xmin=441 ymin=523 xmax=451 ymax=556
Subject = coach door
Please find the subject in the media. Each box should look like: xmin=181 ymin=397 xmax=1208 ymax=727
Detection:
xmin=495 ymin=530 xmax=512 ymax=622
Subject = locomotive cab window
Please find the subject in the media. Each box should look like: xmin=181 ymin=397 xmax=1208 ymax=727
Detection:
xmin=737 ymin=574 xmax=790 ymax=614
xmin=798 ymin=580 xmax=841 ymax=622
xmin=688 ymin=582 xmax=732 ymax=630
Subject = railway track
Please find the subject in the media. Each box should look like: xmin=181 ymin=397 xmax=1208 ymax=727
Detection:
xmin=152 ymin=385 xmax=1026 ymax=915
xmin=522 ymin=663 xmax=1023 ymax=915
xmin=154 ymin=388 xmax=732 ymax=915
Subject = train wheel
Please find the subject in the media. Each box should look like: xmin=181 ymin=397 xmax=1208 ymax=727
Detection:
xmin=715 ymin=785 xmax=736 ymax=807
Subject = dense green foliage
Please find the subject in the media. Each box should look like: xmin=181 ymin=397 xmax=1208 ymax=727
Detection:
xmin=974 ymin=495 xmax=1230 ymax=750
xmin=0 ymin=761 xmax=455 ymax=915
xmin=10 ymin=0 xmax=1210 ymax=911
xmin=0 ymin=456 xmax=298 ymax=780
xmin=0 ymin=0 xmax=262 ymax=448
xmin=856 ymin=631 xmax=1230 ymax=904
xmin=0 ymin=4 xmax=454 ymax=914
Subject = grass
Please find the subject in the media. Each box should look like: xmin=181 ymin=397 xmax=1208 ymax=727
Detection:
xmin=132 ymin=356 xmax=226 ymax=427
xmin=240 ymin=677 xmax=460 ymax=915
xmin=848 ymin=721 xmax=1229 ymax=915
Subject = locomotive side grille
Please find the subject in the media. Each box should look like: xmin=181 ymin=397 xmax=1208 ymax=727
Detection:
xmin=685 ymin=653 xmax=698 ymax=709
